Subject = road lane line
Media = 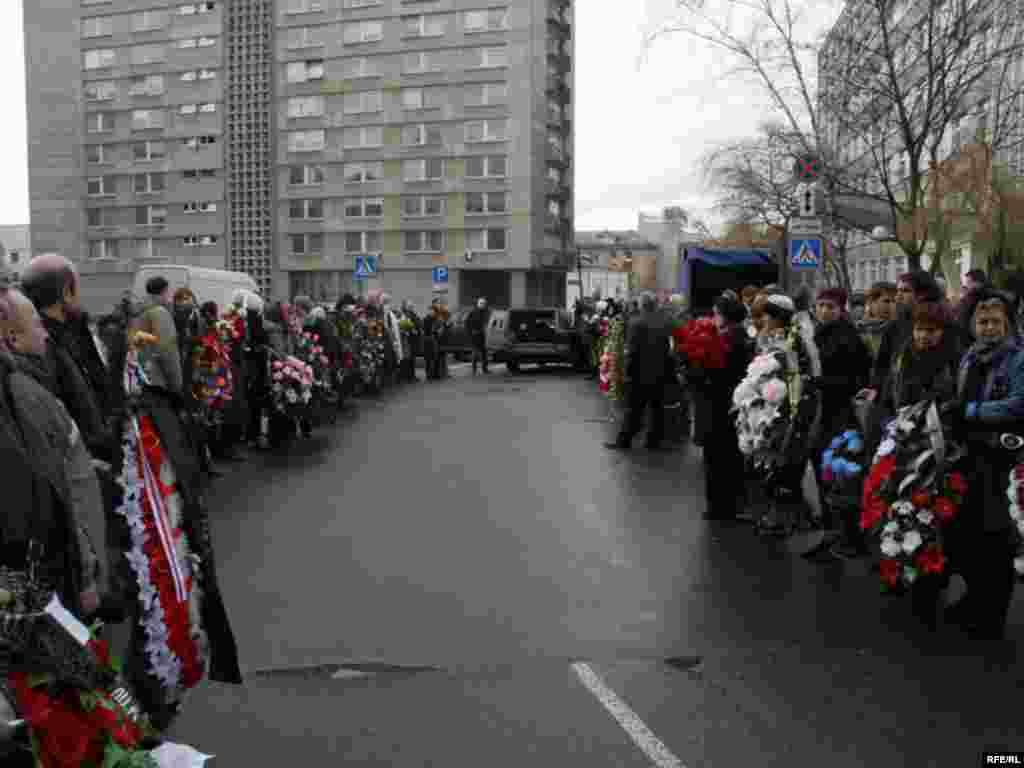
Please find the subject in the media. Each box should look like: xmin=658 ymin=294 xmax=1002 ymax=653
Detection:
xmin=571 ymin=662 xmax=687 ymax=768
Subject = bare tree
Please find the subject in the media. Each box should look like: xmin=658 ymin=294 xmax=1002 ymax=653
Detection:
xmin=650 ymin=0 xmax=1024 ymax=271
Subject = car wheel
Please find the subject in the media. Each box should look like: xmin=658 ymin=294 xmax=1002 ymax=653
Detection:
xmin=506 ymin=360 xmax=520 ymax=373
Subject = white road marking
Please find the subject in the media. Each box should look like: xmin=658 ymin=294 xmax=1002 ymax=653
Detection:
xmin=571 ymin=662 xmax=687 ymax=768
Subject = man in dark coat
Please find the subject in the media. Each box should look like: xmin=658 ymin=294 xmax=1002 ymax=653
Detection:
xmin=867 ymin=271 xmax=944 ymax=394
xmin=607 ymin=292 xmax=674 ymax=450
xmin=19 ymin=254 xmax=113 ymax=462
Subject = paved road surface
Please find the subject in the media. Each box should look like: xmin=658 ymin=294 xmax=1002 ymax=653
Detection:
xmin=168 ymin=365 xmax=1024 ymax=767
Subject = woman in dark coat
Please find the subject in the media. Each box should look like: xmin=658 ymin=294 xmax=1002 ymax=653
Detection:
xmin=699 ymin=296 xmax=753 ymax=521
xmin=945 ymin=289 xmax=1023 ymax=640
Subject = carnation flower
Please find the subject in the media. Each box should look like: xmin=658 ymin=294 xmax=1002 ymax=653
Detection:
xmin=901 ymin=530 xmax=923 ymax=554
xmin=762 ymin=378 xmax=787 ymax=405
xmin=916 ymin=509 xmax=935 ymax=525
xmin=877 ymin=438 xmax=897 ymax=457
xmin=880 ymin=536 xmax=902 ymax=557
xmin=893 ymin=501 xmax=914 ymax=516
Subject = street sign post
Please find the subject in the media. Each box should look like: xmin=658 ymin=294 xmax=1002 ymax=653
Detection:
xmin=354 ymin=254 xmax=378 ymax=280
xmin=790 ymin=217 xmax=823 ymax=236
xmin=789 ymin=237 xmax=822 ymax=270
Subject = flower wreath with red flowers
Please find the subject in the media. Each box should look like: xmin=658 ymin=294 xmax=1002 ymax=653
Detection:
xmin=191 ymin=332 xmax=233 ymax=416
xmin=860 ymin=400 xmax=967 ymax=591
xmin=675 ymin=317 xmax=729 ymax=371
xmin=115 ymin=352 xmax=209 ymax=718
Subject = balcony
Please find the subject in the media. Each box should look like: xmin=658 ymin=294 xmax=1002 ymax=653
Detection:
xmin=544 ymin=213 xmax=570 ymax=235
xmin=547 ymin=6 xmax=571 ymax=37
xmin=545 ymin=177 xmax=570 ymax=199
xmin=546 ymin=76 xmax=570 ymax=103
xmin=546 ymin=146 xmax=571 ymax=169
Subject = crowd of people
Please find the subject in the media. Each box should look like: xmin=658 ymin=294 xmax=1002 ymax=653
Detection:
xmin=584 ymin=269 xmax=1021 ymax=642
xmin=0 ymin=251 xmax=465 ymax=765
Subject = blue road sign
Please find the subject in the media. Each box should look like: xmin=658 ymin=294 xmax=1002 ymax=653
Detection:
xmin=432 ymin=266 xmax=449 ymax=284
xmin=354 ymin=254 xmax=378 ymax=279
xmin=790 ymin=237 xmax=822 ymax=270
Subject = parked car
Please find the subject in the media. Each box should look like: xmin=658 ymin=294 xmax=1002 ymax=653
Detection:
xmin=488 ymin=307 xmax=582 ymax=372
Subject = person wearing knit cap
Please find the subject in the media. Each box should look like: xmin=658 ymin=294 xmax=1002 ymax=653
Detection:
xmin=696 ymin=294 xmax=754 ymax=520
xmin=809 ymin=285 xmax=871 ymax=559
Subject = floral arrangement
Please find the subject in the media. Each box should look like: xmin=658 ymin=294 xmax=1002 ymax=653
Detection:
xmin=270 ymin=356 xmax=314 ymax=415
xmin=860 ymin=402 xmax=966 ymax=590
xmin=294 ymin=332 xmax=331 ymax=390
xmin=217 ymin=310 xmax=245 ymax=347
xmin=191 ymin=333 xmax=233 ymax=414
xmin=675 ymin=317 xmax=728 ymax=370
xmin=11 ymin=630 xmax=159 ymax=768
xmin=602 ymin=318 xmax=626 ymax=401
xmin=732 ymin=326 xmax=819 ymax=473
xmin=115 ymin=408 xmax=208 ymax=714
xmin=1005 ymin=466 xmax=1024 ymax=577
xmin=821 ymin=430 xmax=866 ymax=504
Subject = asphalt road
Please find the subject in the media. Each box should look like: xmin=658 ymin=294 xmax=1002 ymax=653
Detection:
xmin=168 ymin=363 xmax=1024 ymax=767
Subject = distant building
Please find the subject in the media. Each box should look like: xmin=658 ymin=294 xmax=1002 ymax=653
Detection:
xmin=24 ymin=0 xmax=575 ymax=308
xmin=636 ymin=213 xmax=703 ymax=294
xmin=570 ymin=230 xmax=660 ymax=305
xmin=0 ymin=225 xmax=31 ymax=281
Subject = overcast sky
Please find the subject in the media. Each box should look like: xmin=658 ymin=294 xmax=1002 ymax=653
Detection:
xmin=0 ymin=0 xmax=787 ymax=233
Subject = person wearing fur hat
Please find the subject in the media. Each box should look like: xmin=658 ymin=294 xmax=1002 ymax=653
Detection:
xmin=697 ymin=294 xmax=753 ymax=520
xmin=944 ymin=288 xmax=1023 ymax=639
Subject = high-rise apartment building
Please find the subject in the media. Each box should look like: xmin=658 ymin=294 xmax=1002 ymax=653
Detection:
xmin=24 ymin=0 xmax=574 ymax=308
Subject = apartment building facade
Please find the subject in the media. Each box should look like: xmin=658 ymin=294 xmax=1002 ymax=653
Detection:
xmin=25 ymin=0 xmax=574 ymax=308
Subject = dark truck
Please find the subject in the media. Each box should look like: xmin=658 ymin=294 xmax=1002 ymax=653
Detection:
xmin=487 ymin=307 xmax=583 ymax=372
xmin=680 ymin=247 xmax=779 ymax=315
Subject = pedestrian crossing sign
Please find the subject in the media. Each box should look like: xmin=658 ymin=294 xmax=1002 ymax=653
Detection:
xmin=789 ymin=237 xmax=822 ymax=270
xmin=354 ymin=254 xmax=378 ymax=279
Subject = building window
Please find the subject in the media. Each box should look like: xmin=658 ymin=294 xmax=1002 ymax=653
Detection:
xmin=341 ymin=57 xmax=380 ymax=78
xmin=184 ymin=135 xmax=217 ymax=150
xmin=184 ymin=201 xmax=218 ymax=213
xmin=288 ymin=199 xmax=325 ymax=220
xmin=403 ymin=14 xmax=448 ymax=38
xmin=183 ymin=168 xmax=217 ymax=180
xmin=344 ymin=0 xmax=381 ymax=7
xmin=464 ymin=8 xmax=507 ymax=32
xmin=290 ymin=233 xmax=324 ymax=255
xmin=86 ymin=112 xmax=114 ymax=133
xmin=465 ymin=83 xmax=507 ymax=107
xmin=134 ymin=140 xmax=166 ymax=161
xmin=403 ymin=231 xmax=445 ymax=252
xmin=285 ymin=0 xmax=325 ymax=14
xmin=133 ymin=10 xmax=169 ymax=31
xmin=86 ymin=144 xmax=109 ymax=164
xmin=286 ymin=60 xmax=325 ymax=83
xmin=287 ymin=130 xmax=326 ymax=152
xmin=287 ymin=95 xmax=325 ymax=119
xmin=85 ymin=81 xmax=117 ymax=102
xmin=130 ymin=75 xmax=165 ymax=97
xmin=466 ymin=228 xmax=506 ymax=251
xmin=343 ymin=162 xmax=384 ymax=183
xmin=134 ymin=172 xmax=166 ymax=194
xmin=466 ymin=46 xmax=507 ymax=69
xmin=343 ymin=90 xmax=383 ymax=114
xmin=402 ymin=87 xmax=445 ymax=110
xmin=288 ymin=164 xmax=325 ymax=185
xmin=136 ymin=205 xmax=168 ymax=226
xmin=132 ymin=109 xmax=165 ymax=131
xmin=82 ymin=17 xmax=113 ymax=38
xmin=344 ymin=198 xmax=384 ymax=218
xmin=401 ymin=123 xmax=443 ymax=147
xmin=465 ymin=119 xmax=507 ymax=142
xmin=342 ymin=126 xmax=383 ymax=148
xmin=178 ymin=2 xmax=213 ymax=13
xmin=465 ymin=191 xmax=507 ymax=214
xmin=88 ymin=239 xmax=120 ymax=259
xmin=465 ymin=155 xmax=506 ymax=178
xmin=84 ymin=49 xmax=116 ymax=70
xmin=343 ymin=21 xmax=384 ymax=44
xmin=131 ymin=44 xmax=166 ymax=65
xmin=344 ymin=232 xmax=382 ymax=253
xmin=86 ymin=208 xmax=116 ymax=228
xmin=402 ymin=158 xmax=445 ymax=182
xmin=402 ymin=51 xmax=444 ymax=74
xmin=286 ymin=27 xmax=325 ymax=49
xmin=184 ymin=235 xmax=219 ymax=247
xmin=401 ymin=196 xmax=446 ymax=217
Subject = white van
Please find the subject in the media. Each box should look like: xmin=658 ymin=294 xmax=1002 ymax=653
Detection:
xmin=132 ymin=265 xmax=260 ymax=312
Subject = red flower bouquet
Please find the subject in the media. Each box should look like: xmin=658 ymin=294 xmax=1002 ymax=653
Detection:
xmin=860 ymin=401 xmax=966 ymax=591
xmin=675 ymin=318 xmax=729 ymax=370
